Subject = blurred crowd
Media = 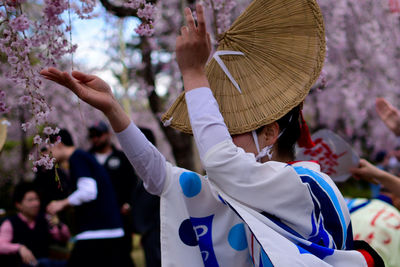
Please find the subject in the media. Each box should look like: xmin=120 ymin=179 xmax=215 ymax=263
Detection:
xmin=0 ymin=122 xmax=161 ymax=267
xmin=3 ymin=99 xmax=400 ymax=266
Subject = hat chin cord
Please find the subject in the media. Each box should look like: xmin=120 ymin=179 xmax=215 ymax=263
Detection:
xmin=252 ymin=130 xmax=273 ymax=162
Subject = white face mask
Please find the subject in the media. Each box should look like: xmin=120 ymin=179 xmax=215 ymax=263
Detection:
xmin=251 ymin=115 xmax=293 ymax=162
xmin=252 ymin=130 xmax=273 ymax=161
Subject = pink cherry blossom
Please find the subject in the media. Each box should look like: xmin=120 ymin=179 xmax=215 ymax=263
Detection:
xmin=9 ymin=14 xmax=30 ymax=31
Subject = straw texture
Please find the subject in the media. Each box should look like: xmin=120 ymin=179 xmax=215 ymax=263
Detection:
xmin=162 ymin=0 xmax=326 ymax=135
xmin=0 ymin=118 xmax=7 ymax=152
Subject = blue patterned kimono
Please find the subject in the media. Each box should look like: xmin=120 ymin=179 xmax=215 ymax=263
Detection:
xmin=159 ymin=139 xmax=366 ymax=266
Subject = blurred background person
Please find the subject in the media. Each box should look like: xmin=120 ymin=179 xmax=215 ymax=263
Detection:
xmin=88 ymin=121 xmax=136 ymax=267
xmin=0 ymin=182 xmax=70 ymax=267
xmin=46 ymin=129 xmax=129 ymax=267
xmin=347 ymin=189 xmax=400 ymax=267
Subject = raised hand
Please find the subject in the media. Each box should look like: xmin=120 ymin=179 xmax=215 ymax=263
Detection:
xmin=176 ymin=4 xmax=211 ymax=91
xmin=350 ymin=159 xmax=380 ymax=184
xmin=376 ymin=98 xmax=400 ymax=136
xmin=40 ymin=67 xmax=130 ymax=132
xmin=46 ymin=199 xmax=69 ymax=215
xmin=40 ymin=68 xmax=115 ymax=114
xmin=18 ymin=245 xmax=37 ymax=266
xmin=351 ymin=158 xmax=400 ymax=198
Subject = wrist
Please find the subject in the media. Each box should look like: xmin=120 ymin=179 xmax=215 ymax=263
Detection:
xmin=62 ymin=198 xmax=70 ymax=208
xmin=104 ymin=104 xmax=130 ymax=133
xmin=375 ymin=168 xmax=387 ymax=181
xmin=18 ymin=245 xmax=25 ymax=253
xmin=182 ymin=69 xmax=209 ymax=92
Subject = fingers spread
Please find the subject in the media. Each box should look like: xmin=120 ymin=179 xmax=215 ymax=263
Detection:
xmin=185 ymin=7 xmax=196 ymax=32
xmin=196 ymin=4 xmax=206 ymax=35
xmin=376 ymin=98 xmax=390 ymax=114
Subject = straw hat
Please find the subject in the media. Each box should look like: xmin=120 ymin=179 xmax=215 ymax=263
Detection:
xmin=0 ymin=118 xmax=8 ymax=152
xmin=162 ymin=0 xmax=326 ymax=135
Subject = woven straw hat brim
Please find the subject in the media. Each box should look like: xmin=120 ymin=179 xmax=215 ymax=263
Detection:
xmin=162 ymin=0 xmax=326 ymax=135
xmin=0 ymin=119 xmax=7 ymax=152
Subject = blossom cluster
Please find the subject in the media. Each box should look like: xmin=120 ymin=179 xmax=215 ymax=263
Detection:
xmin=201 ymin=0 xmax=237 ymax=34
xmin=0 ymin=0 xmax=95 ymax=171
xmin=124 ymin=0 xmax=156 ymax=36
xmin=0 ymin=90 xmax=9 ymax=115
xmin=304 ymin=0 xmax=400 ymax=155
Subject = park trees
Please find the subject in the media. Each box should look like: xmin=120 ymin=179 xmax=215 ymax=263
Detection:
xmin=0 ymin=0 xmax=400 ymax=183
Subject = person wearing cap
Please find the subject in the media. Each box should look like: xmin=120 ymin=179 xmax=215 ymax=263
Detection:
xmin=88 ymin=121 xmax=137 ymax=267
xmin=45 ymin=129 xmax=130 ymax=267
xmin=40 ymin=2 xmax=383 ymax=266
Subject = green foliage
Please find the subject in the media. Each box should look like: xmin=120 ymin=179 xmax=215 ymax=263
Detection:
xmin=337 ymin=178 xmax=372 ymax=199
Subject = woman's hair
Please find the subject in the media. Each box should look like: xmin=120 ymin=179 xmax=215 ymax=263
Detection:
xmin=257 ymin=105 xmax=301 ymax=160
xmin=49 ymin=129 xmax=74 ymax=147
xmin=13 ymin=182 xmax=37 ymax=204
xmin=276 ymin=105 xmax=301 ymax=160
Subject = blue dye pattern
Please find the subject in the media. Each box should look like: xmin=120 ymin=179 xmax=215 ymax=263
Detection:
xmin=228 ymin=223 xmax=248 ymax=251
xmin=190 ymin=215 xmax=219 ymax=266
xmin=346 ymin=199 xmax=356 ymax=210
xmin=345 ymin=223 xmax=354 ymax=250
xmin=301 ymin=175 xmax=342 ymax=248
xmin=259 ymin=249 xmax=273 ymax=267
xmin=294 ymin=166 xmax=347 ymax=249
xmin=218 ymin=195 xmax=227 ymax=205
xmin=261 ymin=212 xmax=304 ymax=239
xmin=310 ymin=211 xmax=317 ymax=237
xmin=347 ymin=200 xmax=370 ymax=214
xmin=297 ymin=242 xmax=334 ymax=260
xmin=179 ymin=172 xmax=202 ymax=198
xmin=296 ymin=244 xmax=311 ymax=254
xmin=179 ymin=219 xmax=198 ymax=246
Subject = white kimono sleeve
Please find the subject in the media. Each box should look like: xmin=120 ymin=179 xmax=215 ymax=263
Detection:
xmin=186 ymin=87 xmax=315 ymax=237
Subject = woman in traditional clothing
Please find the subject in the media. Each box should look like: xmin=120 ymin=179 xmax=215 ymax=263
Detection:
xmin=41 ymin=2 xmax=382 ymax=266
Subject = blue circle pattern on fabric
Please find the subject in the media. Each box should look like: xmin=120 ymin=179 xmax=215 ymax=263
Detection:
xmin=179 ymin=172 xmax=202 ymax=198
xmin=179 ymin=219 xmax=198 ymax=246
xmin=228 ymin=223 xmax=248 ymax=251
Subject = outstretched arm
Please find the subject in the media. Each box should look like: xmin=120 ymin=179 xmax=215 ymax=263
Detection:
xmin=351 ymin=158 xmax=400 ymax=198
xmin=40 ymin=69 xmax=166 ymax=195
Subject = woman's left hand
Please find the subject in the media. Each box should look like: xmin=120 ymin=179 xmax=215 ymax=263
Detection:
xmin=176 ymin=4 xmax=211 ymax=91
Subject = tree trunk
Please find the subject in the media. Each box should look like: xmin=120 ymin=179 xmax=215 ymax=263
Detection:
xmin=141 ymin=37 xmax=195 ymax=170
xmin=99 ymin=1 xmax=196 ymax=170
xmin=19 ymin=109 xmax=28 ymax=182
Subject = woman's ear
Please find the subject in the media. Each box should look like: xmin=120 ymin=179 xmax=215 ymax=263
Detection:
xmin=261 ymin=122 xmax=280 ymax=146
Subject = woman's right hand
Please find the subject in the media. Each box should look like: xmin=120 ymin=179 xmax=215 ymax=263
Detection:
xmin=350 ymin=159 xmax=381 ymax=184
xmin=40 ymin=68 xmax=116 ymax=115
xmin=18 ymin=245 xmax=37 ymax=266
xmin=40 ymin=68 xmax=130 ymax=132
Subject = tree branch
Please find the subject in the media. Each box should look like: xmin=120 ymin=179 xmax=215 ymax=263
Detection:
xmin=98 ymin=0 xmax=138 ymax=18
